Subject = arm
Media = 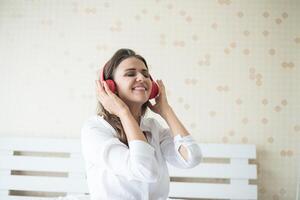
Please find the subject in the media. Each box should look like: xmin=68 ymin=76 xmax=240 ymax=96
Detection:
xmin=161 ymin=106 xmax=190 ymax=161
xmin=119 ymin=109 xmax=148 ymax=143
xmin=118 ymin=110 xmax=160 ymax=180
xmin=148 ymin=80 xmax=192 ymax=161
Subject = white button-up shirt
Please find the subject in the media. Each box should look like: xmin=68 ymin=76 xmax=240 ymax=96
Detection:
xmin=81 ymin=115 xmax=202 ymax=200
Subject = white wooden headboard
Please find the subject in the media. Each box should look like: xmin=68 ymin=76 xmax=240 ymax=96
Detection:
xmin=0 ymin=137 xmax=257 ymax=200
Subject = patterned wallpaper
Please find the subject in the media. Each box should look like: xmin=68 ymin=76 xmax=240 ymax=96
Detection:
xmin=0 ymin=0 xmax=299 ymax=199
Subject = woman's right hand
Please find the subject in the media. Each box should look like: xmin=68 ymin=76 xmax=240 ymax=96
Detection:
xmin=95 ymin=80 xmax=129 ymax=117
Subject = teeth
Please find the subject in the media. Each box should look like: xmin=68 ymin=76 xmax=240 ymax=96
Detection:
xmin=133 ymin=87 xmax=146 ymax=90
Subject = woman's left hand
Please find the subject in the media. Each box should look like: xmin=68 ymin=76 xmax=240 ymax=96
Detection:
xmin=148 ymin=80 xmax=172 ymax=117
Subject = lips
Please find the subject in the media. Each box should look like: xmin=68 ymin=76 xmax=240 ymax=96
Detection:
xmin=132 ymin=84 xmax=147 ymax=90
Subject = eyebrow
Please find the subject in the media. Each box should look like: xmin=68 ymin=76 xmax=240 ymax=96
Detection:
xmin=124 ymin=68 xmax=148 ymax=72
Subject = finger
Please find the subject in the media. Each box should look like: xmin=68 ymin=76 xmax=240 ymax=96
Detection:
xmin=156 ymin=80 xmax=161 ymax=89
xmin=96 ymin=80 xmax=107 ymax=97
xmin=102 ymin=81 xmax=114 ymax=96
xmin=158 ymin=80 xmax=165 ymax=88
xmin=157 ymin=79 xmax=162 ymax=87
xmin=95 ymin=80 xmax=104 ymax=91
xmin=158 ymin=80 xmax=166 ymax=93
xmin=155 ymin=80 xmax=162 ymax=96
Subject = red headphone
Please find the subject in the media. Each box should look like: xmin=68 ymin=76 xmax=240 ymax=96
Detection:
xmin=100 ymin=63 xmax=159 ymax=100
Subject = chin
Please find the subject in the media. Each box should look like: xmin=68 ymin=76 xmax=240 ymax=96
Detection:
xmin=133 ymin=98 xmax=149 ymax=104
xmin=121 ymin=91 xmax=150 ymax=104
xmin=127 ymin=96 xmax=149 ymax=105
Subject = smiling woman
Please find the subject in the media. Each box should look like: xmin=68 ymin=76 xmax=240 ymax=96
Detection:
xmin=81 ymin=48 xmax=202 ymax=200
xmin=112 ymin=57 xmax=155 ymax=107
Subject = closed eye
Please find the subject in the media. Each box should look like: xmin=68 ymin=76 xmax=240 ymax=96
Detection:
xmin=126 ymin=72 xmax=150 ymax=78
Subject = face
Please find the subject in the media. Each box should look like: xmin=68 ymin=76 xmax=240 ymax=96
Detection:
xmin=113 ymin=57 xmax=152 ymax=107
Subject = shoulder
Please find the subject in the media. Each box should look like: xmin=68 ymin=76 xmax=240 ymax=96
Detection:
xmin=81 ymin=115 xmax=116 ymax=138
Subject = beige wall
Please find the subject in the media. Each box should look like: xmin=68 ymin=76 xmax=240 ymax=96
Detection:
xmin=0 ymin=0 xmax=299 ymax=199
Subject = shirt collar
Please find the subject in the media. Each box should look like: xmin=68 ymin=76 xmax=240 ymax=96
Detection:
xmin=140 ymin=115 xmax=152 ymax=132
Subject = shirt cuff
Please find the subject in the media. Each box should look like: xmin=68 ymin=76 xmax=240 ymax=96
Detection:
xmin=174 ymin=134 xmax=202 ymax=166
xmin=174 ymin=134 xmax=196 ymax=147
xmin=128 ymin=140 xmax=155 ymax=157
xmin=174 ymin=134 xmax=197 ymax=159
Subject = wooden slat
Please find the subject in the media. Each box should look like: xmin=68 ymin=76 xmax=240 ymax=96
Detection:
xmin=0 ymin=196 xmax=56 ymax=200
xmin=168 ymin=163 xmax=257 ymax=179
xmin=0 ymin=138 xmax=256 ymax=158
xmin=0 ymin=195 xmax=90 ymax=200
xmin=169 ymin=182 xmax=257 ymax=199
xmin=0 ymin=137 xmax=256 ymax=159
xmin=0 ymin=155 xmax=85 ymax=172
xmin=0 ymin=150 xmax=13 ymax=197
xmin=0 ymin=175 xmax=88 ymax=193
xmin=0 ymin=137 xmax=81 ymax=153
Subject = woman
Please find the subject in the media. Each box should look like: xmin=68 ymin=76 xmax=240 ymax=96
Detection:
xmin=81 ymin=48 xmax=202 ymax=200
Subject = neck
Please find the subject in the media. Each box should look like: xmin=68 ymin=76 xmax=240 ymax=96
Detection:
xmin=127 ymin=104 xmax=142 ymax=124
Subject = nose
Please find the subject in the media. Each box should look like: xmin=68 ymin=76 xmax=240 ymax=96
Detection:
xmin=136 ymin=72 xmax=146 ymax=82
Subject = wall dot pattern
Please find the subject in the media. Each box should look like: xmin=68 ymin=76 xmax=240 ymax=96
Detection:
xmin=0 ymin=0 xmax=299 ymax=199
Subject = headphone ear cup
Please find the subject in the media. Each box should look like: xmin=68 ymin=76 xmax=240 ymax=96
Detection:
xmin=105 ymin=79 xmax=117 ymax=93
xmin=149 ymin=81 xmax=159 ymax=99
xmin=100 ymin=64 xmax=117 ymax=94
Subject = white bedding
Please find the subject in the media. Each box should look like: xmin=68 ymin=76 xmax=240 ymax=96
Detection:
xmin=53 ymin=196 xmax=175 ymax=200
xmin=54 ymin=195 xmax=90 ymax=200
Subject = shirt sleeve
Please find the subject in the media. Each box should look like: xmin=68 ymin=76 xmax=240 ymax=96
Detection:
xmin=155 ymin=120 xmax=202 ymax=169
xmin=81 ymin=118 xmax=159 ymax=183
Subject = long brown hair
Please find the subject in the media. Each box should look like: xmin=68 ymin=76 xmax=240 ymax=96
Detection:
xmin=96 ymin=48 xmax=150 ymax=146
